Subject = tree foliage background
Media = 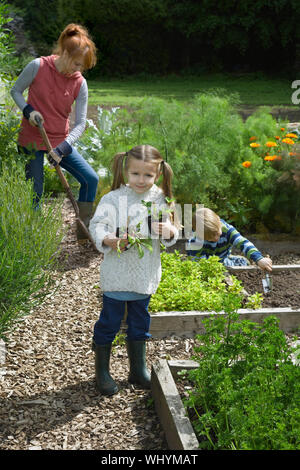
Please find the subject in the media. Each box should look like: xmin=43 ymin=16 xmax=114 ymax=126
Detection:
xmin=7 ymin=0 xmax=300 ymax=76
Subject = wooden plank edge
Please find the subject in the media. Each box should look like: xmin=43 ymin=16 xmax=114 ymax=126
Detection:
xmin=151 ymin=359 xmax=199 ymax=450
xmin=168 ymin=359 xmax=199 ymax=379
xmin=228 ymin=264 xmax=300 ymax=272
xmin=150 ymin=308 xmax=300 ymax=338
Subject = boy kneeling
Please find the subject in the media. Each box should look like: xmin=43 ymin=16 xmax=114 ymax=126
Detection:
xmin=186 ymin=207 xmax=272 ymax=272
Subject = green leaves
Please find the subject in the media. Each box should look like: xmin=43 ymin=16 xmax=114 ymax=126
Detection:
xmin=0 ymin=164 xmax=65 ymax=340
xmin=185 ymin=313 xmax=300 ymax=450
xmin=150 ymin=252 xmax=244 ymax=313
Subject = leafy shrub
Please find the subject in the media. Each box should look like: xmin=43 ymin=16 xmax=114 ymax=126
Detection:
xmin=43 ymin=164 xmax=80 ymax=197
xmin=0 ymin=105 xmax=21 ymax=170
xmin=78 ymin=95 xmax=300 ymax=233
xmin=238 ymin=110 xmax=300 ymax=231
xmin=149 ymin=252 xmax=260 ymax=313
xmin=184 ymin=313 xmax=300 ymax=450
xmin=0 ymin=164 xmax=65 ymax=339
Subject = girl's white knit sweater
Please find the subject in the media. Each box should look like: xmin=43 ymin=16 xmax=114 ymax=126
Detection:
xmin=89 ymin=184 xmax=178 ymax=295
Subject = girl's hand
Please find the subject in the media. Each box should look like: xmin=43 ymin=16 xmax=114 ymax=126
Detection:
xmin=103 ymin=232 xmax=129 ymax=252
xmin=257 ymin=257 xmax=272 ymax=272
xmin=151 ymin=220 xmax=175 ymax=240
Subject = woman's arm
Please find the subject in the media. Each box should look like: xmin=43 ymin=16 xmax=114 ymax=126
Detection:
xmin=10 ymin=59 xmax=40 ymax=112
xmin=65 ymin=79 xmax=88 ymax=146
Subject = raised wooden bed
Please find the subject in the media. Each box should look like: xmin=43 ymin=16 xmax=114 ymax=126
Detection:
xmin=150 ymin=307 xmax=300 ymax=338
xmin=227 ymin=264 xmax=300 ymax=272
xmin=151 ymin=359 xmax=199 ymax=450
xmin=149 ymin=264 xmax=300 ymax=339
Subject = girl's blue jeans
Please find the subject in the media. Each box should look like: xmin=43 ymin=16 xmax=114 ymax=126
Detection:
xmin=93 ymin=294 xmax=152 ymax=345
xmin=19 ymin=146 xmax=99 ymax=204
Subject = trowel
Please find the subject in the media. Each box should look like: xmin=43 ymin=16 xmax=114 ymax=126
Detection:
xmin=262 ymin=272 xmax=272 ymax=294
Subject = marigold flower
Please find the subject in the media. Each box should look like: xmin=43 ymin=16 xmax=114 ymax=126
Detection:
xmin=280 ymin=127 xmax=285 ymax=131
xmin=275 ymin=136 xmax=280 ymax=140
xmin=250 ymin=142 xmax=260 ymax=148
xmin=264 ymin=155 xmax=277 ymax=161
xmin=242 ymin=161 xmax=252 ymax=168
xmin=282 ymin=138 xmax=295 ymax=145
xmin=285 ymin=133 xmax=298 ymax=139
xmin=289 ymin=152 xmax=297 ymax=156
xmin=249 ymin=136 xmax=257 ymax=141
xmin=265 ymin=141 xmax=277 ymax=147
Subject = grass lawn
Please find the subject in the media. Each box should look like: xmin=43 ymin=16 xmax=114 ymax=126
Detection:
xmin=87 ymin=73 xmax=295 ymax=108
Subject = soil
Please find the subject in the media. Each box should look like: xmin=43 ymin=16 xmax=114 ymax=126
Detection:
xmin=234 ymin=269 xmax=300 ymax=309
xmin=167 ymin=239 xmax=300 ymax=310
xmin=0 ymin=199 xmax=299 ymax=451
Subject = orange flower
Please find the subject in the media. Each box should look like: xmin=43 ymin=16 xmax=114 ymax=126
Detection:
xmin=282 ymin=138 xmax=295 ymax=145
xmin=275 ymin=136 xmax=280 ymax=140
xmin=250 ymin=142 xmax=260 ymax=148
xmin=265 ymin=141 xmax=277 ymax=148
xmin=285 ymin=133 xmax=298 ymax=139
xmin=289 ymin=152 xmax=297 ymax=156
xmin=242 ymin=161 xmax=252 ymax=168
xmin=249 ymin=136 xmax=257 ymax=141
xmin=264 ymin=155 xmax=277 ymax=161
xmin=280 ymin=127 xmax=285 ymax=131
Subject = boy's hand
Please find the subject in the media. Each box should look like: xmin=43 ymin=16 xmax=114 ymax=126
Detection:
xmin=257 ymin=257 xmax=272 ymax=272
xmin=103 ymin=233 xmax=129 ymax=252
xmin=152 ymin=220 xmax=175 ymax=240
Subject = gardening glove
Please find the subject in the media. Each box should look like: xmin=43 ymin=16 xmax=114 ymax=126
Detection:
xmin=28 ymin=110 xmax=44 ymax=127
xmin=48 ymin=142 xmax=73 ymax=167
xmin=47 ymin=149 xmax=62 ymax=168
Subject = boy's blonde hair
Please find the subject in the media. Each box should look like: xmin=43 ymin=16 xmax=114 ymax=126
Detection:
xmin=194 ymin=207 xmax=221 ymax=240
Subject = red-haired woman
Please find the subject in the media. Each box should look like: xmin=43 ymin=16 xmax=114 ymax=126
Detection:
xmin=11 ymin=24 xmax=99 ymax=240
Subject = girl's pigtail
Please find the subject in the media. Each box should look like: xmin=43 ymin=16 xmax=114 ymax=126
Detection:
xmin=111 ymin=152 xmax=127 ymax=190
xmin=160 ymin=161 xmax=178 ymax=228
xmin=161 ymin=160 xmax=174 ymax=200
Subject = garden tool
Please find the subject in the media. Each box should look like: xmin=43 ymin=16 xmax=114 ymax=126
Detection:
xmin=35 ymin=116 xmax=99 ymax=253
xmin=262 ymin=272 xmax=272 ymax=294
xmin=262 ymin=255 xmax=272 ymax=294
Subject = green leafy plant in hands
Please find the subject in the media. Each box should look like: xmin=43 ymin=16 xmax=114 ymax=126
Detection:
xmin=116 ymin=221 xmax=153 ymax=259
xmin=141 ymin=197 xmax=176 ymax=221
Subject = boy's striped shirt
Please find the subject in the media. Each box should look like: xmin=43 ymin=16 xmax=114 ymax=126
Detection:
xmin=186 ymin=219 xmax=263 ymax=263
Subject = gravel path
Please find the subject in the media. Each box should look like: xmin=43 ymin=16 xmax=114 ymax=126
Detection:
xmin=0 ymin=198 xmax=299 ymax=451
xmin=0 ymin=199 xmax=195 ymax=451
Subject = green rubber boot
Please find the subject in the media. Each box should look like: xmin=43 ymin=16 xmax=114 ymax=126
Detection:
xmin=76 ymin=201 xmax=94 ymax=241
xmin=126 ymin=340 xmax=151 ymax=389
xmin=92 ymin=341 xmax=118 ymax=396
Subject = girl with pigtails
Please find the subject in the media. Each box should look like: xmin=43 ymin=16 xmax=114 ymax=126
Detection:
xmin=89 ymin=144 xmax=179 ymax=396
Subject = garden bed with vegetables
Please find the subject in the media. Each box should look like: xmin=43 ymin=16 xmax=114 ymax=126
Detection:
xmin=165 ymin=239 xmax=300 ymax=310
xmin=152 ymin=313 xmax=300 ymax=450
